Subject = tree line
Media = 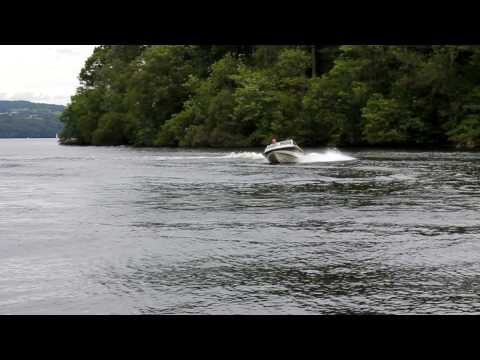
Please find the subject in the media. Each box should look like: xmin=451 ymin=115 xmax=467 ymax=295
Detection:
xmin=60 ymin=45 xmax=480 ymax=149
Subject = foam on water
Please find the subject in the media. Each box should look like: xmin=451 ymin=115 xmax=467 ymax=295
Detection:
xmin=154 ymin=153 xmax=266 ymax=161
xmin=221 ymin=152 xmax=266 ymax=160
xmin=299 ymin=149 xmax=356 ymax=163
xmin=221 ymin=149 xmax=356 ymax=163
xmin=154 ymin=155 xmax=215 ymax=160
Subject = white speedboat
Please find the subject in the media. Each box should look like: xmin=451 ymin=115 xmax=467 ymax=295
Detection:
xmin=263 ymin=139 xmax=304 ymax=164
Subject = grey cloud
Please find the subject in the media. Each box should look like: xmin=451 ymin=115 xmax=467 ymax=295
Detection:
xmin=56 ymin=48 xmax=80 ymax=56
xmin=0 ymin=91 xmax=68 ymax=105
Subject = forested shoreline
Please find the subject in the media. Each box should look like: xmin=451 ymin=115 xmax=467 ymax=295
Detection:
xmin=60 ymin=45 xmax=480 ymax=149
xmin=0 ymin=101 xmax=64 ymax=138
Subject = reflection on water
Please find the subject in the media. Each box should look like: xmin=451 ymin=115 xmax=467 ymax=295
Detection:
xmin=0 ymin=139 xmax=479 ymax=314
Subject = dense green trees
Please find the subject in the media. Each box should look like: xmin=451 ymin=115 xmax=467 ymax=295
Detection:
xmin=60 ymin=45 xmax=480 ymax=149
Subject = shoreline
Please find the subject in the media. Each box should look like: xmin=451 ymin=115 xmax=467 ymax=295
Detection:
xmin=56 ymin=139 xmax=480 ymax=152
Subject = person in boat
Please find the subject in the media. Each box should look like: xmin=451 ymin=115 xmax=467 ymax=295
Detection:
xmin=271 ymin=138 xmax=277 ymax=144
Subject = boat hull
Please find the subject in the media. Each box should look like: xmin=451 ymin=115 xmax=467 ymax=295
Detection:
xmin=265 ymin=150 xmax=303 ymax=164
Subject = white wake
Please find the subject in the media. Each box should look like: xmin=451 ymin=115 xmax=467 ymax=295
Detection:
xmin=153 ymin=149 xmax=355 ymax=163
xmin=222 ymin=149 xmax=355 ymax=163
xmin=221 ymin=152 xmax=266 ymax=160
xmin=299 ymin=149 xmax=356 ymax=163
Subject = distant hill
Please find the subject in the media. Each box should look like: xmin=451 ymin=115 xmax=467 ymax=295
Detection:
xmin=0 ymin=100 xmax=65 ymax=138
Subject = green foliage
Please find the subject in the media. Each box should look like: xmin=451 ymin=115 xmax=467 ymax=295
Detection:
xmin=157 ymin=54 xmax=243 ymax=147
xmin=253 ymin=46 xmax=285 ymax=68
xmin=125 ymin=45 xmax=200 ymax=146
xmin=448 ymin=115 xmax=480 ymax=149
xmin=61 ymin=44 xmax=480 ymax=149
xmin=303 ymin=60 xmax=370 ymax=146
xmin=232 ymin=49 xmax=310 ymax=145
xmin=447 ymin=87 xmax=480 ymax=148
xmin=362 ymin=93 xmax=422 ymax=145
xmin=92 ymin=112 xmax=127 ymax=145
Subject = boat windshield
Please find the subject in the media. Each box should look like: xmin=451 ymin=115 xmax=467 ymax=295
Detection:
xmin=265 ymin=139 xmax=296 ymax=151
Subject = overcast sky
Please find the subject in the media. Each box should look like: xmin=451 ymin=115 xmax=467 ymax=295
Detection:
xmin=0 ymin=45 xmax=97 ymax=106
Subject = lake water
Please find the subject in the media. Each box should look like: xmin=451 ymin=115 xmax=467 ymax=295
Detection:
xmin=0 ymin=138 xmax=479 ymax=314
